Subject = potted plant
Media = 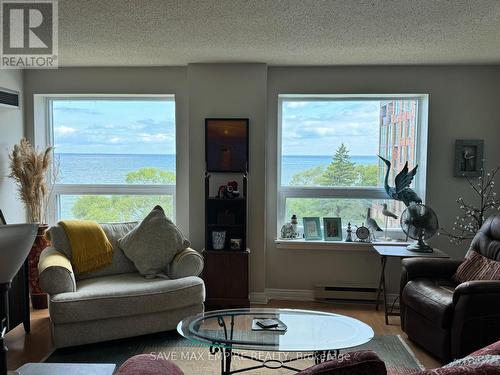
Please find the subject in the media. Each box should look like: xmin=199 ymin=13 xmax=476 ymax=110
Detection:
xmin=9 ymin=138 xmax=55 ymax=309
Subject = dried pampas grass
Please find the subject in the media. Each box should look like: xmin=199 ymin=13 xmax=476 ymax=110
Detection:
xmin=9 ymin=138 xmax=54 ymax=224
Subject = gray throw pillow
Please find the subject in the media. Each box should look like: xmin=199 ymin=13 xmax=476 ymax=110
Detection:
xmin=117 ymin=206 xmax=190 ymax=278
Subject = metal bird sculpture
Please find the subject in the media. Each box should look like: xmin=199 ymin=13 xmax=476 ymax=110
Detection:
xmin=381 ymin=203 xmax=398 ymax=219
xmin=378 ymin=156 xmax=422 ymax=207
xmin=366 ymin=207 xmax=382 ymax=241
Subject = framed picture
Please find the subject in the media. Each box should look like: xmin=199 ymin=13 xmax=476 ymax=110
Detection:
xmin=205 ymin=118 xmax=249 ymax=173
xmin=0 ymin=209 xmax=5 ymax=225
xmin=303 ymin=217 xmax=322 ymax=240
xmin=323 ymin=217 xmax=342 ymax=241
xmin=454 ymin=139 xmax=484 ymax=177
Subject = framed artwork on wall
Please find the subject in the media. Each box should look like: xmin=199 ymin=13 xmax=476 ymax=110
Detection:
xmin=323 ymin=217 xmax=342 ymax=241
xmin=205 ymin=118 xmax=249 ymax=173
xmin=454 ymin=139 xmax=484 ymax=177
xmin=303 ymin=217 xmax=321 ymax=240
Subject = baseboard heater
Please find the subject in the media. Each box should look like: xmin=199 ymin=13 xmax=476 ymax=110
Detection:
xmin=314 ymin=285 xmax=378 ymax=303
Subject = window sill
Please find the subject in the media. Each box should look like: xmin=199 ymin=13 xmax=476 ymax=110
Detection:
xmin=274 ymin=239 xmax=409 ymax=252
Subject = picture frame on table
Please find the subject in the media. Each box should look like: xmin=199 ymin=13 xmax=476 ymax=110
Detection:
xmin=303 ymin=217 xmax=322 ymax=240
xmin=323 ymin=217 xmax=342 ymax=241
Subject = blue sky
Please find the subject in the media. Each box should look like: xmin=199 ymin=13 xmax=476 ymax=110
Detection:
xmin=282 ymin=100 xmax=380 ymax=156
xmin=53 ymin=100 xmax=175 ymax=154
xmin=52 ymin=99 xmax=380 ymax=156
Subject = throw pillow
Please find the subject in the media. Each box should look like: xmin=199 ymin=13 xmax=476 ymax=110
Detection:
xmin=118 ymin=206 xmax=190 ymax=278
xmin=454 ymin=250 xmax=500 ymax=283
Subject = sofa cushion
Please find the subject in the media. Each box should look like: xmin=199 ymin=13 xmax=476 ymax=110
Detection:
xmin=49 ymin=273 xmax=205 ymax=324
xmin=118 ymin=206 xmax=190 ymax=279
xmin=454 ymin=250 xmax=500 ymax=283
xmin=48 ymin=222 xmax=138 ymax=280
xmin=402 ymin=279 xmax=455 ymax=328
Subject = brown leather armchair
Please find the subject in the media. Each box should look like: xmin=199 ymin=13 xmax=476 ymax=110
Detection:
xmin=400 ymin=214 xmax=500 ymax=362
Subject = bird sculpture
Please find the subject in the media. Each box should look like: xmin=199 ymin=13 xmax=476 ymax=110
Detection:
xmin=366 ymin=207 xmax=382 ymax=241
xmin=381 ymin=203 xmax=398 ymax=219
xmin=381 ymin=203 xmax=398 ymax=240
xmin=379 ymin=156 xmax=422 ymax=207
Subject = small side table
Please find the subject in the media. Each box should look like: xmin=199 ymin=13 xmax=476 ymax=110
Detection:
xmin=373 ymin=245 xmax=449 ymax=325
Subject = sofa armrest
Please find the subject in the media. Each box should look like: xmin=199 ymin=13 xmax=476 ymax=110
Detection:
xmin=168 ymin=248 xmax=204 ymax=279
xmin=296 ymin=350 xmax=386 ymax=375
xmin=38 ymin=247 xmax=76 ymax=295
xmin=401 ymin=258 xmax=462 ymax=282
xmin=453 ymin=280 xmax=500 ymax=304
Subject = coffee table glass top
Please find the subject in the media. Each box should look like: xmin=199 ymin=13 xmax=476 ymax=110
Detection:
xmin=177 ymin=308 xmax=374 ymax=352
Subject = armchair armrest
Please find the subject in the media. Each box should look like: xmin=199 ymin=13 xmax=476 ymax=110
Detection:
xmin=168 ymin=248 xmax=204 ymax=279
xmin=401 ymin=258 xmax=462 ymax=282
xmin=296 ymin=350 xmax=386 ymax=375
xmin=453 ymin=280 xmax=500 ymax=304
xmin=38 ymin=247 xmax=76 ymax=295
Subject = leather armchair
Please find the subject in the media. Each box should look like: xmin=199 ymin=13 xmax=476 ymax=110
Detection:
xmin=400 ymin=215 xmax=500 ymax=362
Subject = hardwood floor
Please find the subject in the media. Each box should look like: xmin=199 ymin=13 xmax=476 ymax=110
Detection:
xmin=5 ymin=301 xmax=442 ymax=371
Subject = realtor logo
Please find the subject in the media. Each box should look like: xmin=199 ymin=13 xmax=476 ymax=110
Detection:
xmin=1 ymin=0 xmax=58 ymax=68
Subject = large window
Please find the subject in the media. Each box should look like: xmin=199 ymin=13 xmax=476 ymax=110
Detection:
xmin=278 ymin=95 xmax=427 ymax=236
xmin=49 ymin=97 xmax=176 ymax=222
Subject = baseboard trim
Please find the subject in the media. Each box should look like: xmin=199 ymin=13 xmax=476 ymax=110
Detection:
xmin=249 ymin=288 xmax=399 ymax=305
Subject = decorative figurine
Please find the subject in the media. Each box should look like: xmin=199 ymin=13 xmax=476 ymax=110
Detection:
xmin=379 ymin=156 xmax=422 ymax=206
xmin=381 ymin=203 xmax=398 ymax=240
xmin=217 ymin=181 xmax=240 ymax=199
xmin=366 ymin=208 xmax=383 ymax=241
xmin=280 ymin=223 xmax=298 ymax=239
xmin=355 ymin=223 xmax=371 ymax=243
xmin=291 ymin=214 xmax=298 ymax=234
xmin=345 ymin=222 xmax=353 ymax=242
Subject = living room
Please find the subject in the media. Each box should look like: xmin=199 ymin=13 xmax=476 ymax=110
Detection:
xmin=1 ymin=1 xmax=500 ymax=374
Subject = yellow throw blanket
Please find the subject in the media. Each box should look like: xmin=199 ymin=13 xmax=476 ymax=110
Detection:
xmin=59 ymin=220 xmax=114 ymax=275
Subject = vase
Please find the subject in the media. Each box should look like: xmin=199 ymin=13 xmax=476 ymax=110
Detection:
xmin=212 ymin=231 xmax=226 ymax=250
xmin=28 ymin=224 xmax=49 ymax=309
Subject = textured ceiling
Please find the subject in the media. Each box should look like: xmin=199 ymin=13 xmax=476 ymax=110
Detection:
xmin=57 ymin=0 xmax=500 ymax=66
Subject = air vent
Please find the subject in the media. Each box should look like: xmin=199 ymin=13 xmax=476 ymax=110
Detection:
xmin=0 ymin=88 xmax=19 ymax=108
xmin=314 ymin=285 xmax=378 ymax=303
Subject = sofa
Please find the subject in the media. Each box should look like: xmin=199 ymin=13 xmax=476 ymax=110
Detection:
xmin=114 ymin=340 xmax=500 ymax=375
xmin=400 ymin=215 xmax=500 ymax=362
xmin=38 ymin=222 xmax=205 ymax=348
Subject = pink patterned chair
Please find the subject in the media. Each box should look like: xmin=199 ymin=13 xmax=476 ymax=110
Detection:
xmin=115 ymin=341 xmax=500 ymax=375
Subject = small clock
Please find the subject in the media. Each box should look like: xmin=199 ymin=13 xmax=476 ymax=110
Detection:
xmin=355 ymin=224 xmax=371 ymax=242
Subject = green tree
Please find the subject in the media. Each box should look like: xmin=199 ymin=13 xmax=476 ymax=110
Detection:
xmin=290 ymin=166 xmax=324 ymax=186
xmin=285 ymin=144 xmax=380 ymax=224
xmin=355 ymin=164 xmax=378 ymax=186
xmin=72 ymin=168 xmax=175 ymax=222
xmin=319 ymin=143 xmax=357 ymax=186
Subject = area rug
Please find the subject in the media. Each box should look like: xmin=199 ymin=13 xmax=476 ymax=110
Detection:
xmin=46 ymin=333 xmax=424 ymax=374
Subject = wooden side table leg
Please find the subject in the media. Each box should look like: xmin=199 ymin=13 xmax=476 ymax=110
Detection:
xmin=381 ymin=257 xmax=389 ymax=325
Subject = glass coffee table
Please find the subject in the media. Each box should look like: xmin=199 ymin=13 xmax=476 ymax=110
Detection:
xmin=177 ymin=308 xmax=374 ymax=374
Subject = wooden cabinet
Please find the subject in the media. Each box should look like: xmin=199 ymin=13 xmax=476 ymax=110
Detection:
xmin=202 ymin=249 xmax=249 ymax=310
xmin=203 ymin=173 xmax=249 ymax=310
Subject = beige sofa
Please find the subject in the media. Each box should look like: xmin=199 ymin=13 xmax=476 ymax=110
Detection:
xmin=38 ymin=222 xmax=205 ymax=348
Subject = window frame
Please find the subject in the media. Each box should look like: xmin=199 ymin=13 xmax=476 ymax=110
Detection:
xmin=45 ymin=95 xmax=176 ymax=223
xmin=277 ymin=94 xmax=429 ymax=236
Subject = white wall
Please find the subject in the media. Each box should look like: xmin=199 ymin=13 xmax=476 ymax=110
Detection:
xmin=266 ymin=66 xmax=500 ymax=293
xmin=0 ymin=70 xmax=25 ymax=223
xmin=187 ymin=64 xmax=267 ymax=293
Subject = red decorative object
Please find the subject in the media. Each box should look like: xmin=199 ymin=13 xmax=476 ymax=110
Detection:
xmin=28 ymin=224 xmax=49 ymax=309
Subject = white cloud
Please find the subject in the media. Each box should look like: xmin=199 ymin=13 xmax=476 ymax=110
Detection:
xmin=139 ymin=133 xmax=170 ymax=142
xmin=54 ymin=126 xmax=77 ymax=135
